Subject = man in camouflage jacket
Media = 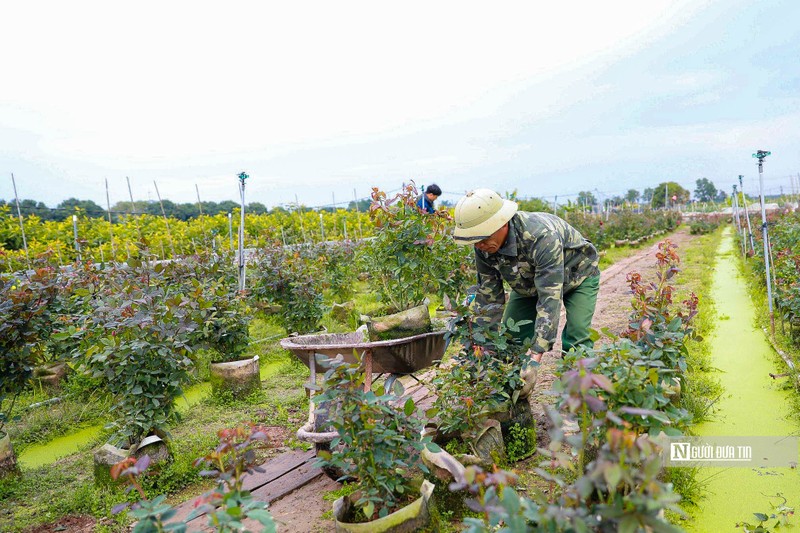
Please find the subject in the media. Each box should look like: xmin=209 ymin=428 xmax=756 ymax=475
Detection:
xmin=453 ymin=189 xmax=600 ymax=363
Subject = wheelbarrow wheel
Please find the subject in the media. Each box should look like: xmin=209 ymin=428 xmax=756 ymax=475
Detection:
xmin=313 ymin=401 xmax=355 ymax=483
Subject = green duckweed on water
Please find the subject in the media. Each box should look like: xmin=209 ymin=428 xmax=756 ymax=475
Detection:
xmin=18 ymin=358 xmax=287 ymax=470
xmin=687 ymin=230 xmax=800 ymax=532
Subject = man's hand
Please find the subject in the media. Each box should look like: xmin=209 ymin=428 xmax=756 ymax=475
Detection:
xmin=525 ymin=349 xmax=544 ymax=363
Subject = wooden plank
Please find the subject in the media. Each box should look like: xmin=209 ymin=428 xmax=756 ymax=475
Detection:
xmin=241 ymin=449 xmax=315 ymax=492
xmin=169 ymin=449 xmax=315 ymax=525
xmin=249 ymin=458 xmax=323 ymax=503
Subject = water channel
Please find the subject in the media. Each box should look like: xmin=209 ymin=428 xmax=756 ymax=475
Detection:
xmin=18 ymin=358 xmax=287 ymax=469
xmin=687 ymin=230 xmax=800 ymax=531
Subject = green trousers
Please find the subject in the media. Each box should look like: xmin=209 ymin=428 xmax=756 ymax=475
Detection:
xmin=502 ymin=274 xmax=600 ymax=352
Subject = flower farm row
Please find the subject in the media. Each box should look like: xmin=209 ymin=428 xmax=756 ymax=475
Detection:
xmin=1 ymin=186 xmax=720 ymax=531
xmin=0 ymin=194 xmax=683 ymax=272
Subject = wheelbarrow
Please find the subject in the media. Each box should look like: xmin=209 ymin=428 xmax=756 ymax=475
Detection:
xmin=280 ymin=328 xmax=448 ymax=480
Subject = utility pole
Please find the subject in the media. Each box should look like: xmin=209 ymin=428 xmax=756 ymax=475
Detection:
xmin=753 ymin=150 xmax=775 ymax=335
xmin=739 ymin=175 xmax=756 ymax=253
xmin=664 ymin=183 xmax=669 ymax=210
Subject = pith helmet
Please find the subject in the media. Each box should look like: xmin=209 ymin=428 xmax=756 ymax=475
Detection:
xmin=453 ymin=189 xmax=518 ymax=245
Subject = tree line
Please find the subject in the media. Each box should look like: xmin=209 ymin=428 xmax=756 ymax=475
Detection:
xmin=0 ymin=197 xmax=374 ymax=222
xmin=0 ymin=178 xmax=732 ymax=222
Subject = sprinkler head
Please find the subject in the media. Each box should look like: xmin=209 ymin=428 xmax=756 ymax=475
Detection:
xmin=752 ymin=150 xmax=771 ymax=160
xmin=237 ymin=172 xmax=250 ymax=183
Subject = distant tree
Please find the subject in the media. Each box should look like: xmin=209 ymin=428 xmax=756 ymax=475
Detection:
xmin=56 ymin=198 xmax=104 ymax=219
xmin=248 ymin=202 xmax=268 ymax=215
xmin=642 ymin=188 xmax=654 ymax=204
xmin=715 ymin=190 xmax=728 ymax=203
xmin=694 ymin=178 xmax=719 ymax=202
xmin=652 ymin=182 xmax=690 ymax=209
xmin=577 ymin=191 xmax=597 ymax=207
xmin=347 ymin=199 xmax=372 ymax=212
xmin=217 ymin=200 xmax=240 ymax=214
xmin=625 ymin=189 xmax=639 ymax=204
xmin=609 ymin=195 xmax=624 ymax=207
xmin=517 ymin=197 xmax=552 ymax=212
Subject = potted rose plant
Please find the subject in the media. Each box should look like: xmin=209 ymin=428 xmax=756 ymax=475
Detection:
xmin=314 ymin=354 xmax=439 ymax=532
xmin=359 ymin=184 xmax=471 ymax=338
xmin=0 ymin=260 xmax=61 ymax=477
xmin=424 ymin=296 xmax=534 ymax=474
xmin=180 ymin=256 xmax=257 ymax=399
xmin=76 ymin=259 xmax=200 ymax=481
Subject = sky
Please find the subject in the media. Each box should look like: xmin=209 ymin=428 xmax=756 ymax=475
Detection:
xmin=1 ymin=0 xmax=799 ymax=210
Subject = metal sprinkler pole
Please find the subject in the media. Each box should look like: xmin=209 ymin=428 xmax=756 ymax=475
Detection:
xmin=753 ymin=150 xmax=775 ymax=335
xmin=739 ymin=175 xmax=757 ymax=254
xmin=237 ymin=172 xmax=249 ymax=291
xmin=10 ymin=173 xmax=30 ymax=268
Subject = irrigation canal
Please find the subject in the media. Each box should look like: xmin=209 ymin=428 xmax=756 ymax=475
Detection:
xmin=18 ymin=360 xmax=286 ymax=469
xmin=687 ymin=229 xmax=800 ymax=531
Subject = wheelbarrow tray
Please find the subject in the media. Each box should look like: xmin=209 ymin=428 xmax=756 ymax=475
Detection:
xmin=280 ymin=329 xmax=447 ymax=374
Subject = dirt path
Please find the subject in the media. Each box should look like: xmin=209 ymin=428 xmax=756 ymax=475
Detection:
xmin=267 ymin=229 xmax=698 ymax=532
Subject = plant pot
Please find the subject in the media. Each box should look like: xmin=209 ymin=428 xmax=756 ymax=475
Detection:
xmin=132 ymin=434 xmax=170 ymax=464
xmin=209 ymin=355 xmax=260 ymax=398
xmin=332 ymin=479 xmax=434 ymax=533
xmin=93 ymin=442 xmax=129 ymax=487
xmin=489 ymin=399 xmax=535 ymax=440
xmin=93 ymin=434 xmax=170 ymax=487
xmin=0 ymin=432 xmax=18 ymax=478
xmin=33 ymin=361 xmax=70 ymax=389
xmin=366 ymin=304 xmax=431 ymax=341
xmin=422 ymin=419 xmax=505 ymax=474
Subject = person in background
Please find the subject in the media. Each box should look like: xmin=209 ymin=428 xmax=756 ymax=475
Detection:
xmin=416 ymin=184 xmax=441 ymax=214
xmin=452 ymin=188 xmax=600 ymax=395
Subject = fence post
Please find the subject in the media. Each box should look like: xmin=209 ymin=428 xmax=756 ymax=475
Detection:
xmin=72 ymin=215 xmax=82 ymax=263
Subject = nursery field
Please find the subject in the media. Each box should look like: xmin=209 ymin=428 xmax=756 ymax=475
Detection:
xmin=2 ymin=188 xmax=798 ymax=533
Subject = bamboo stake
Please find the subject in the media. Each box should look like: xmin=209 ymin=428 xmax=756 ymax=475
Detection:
xmin=153 ymin=181 xmax=176 ymax=257
xmin=105 ymin=178 xmax=116 ymax=260
xmin=10 ymin=173 xmax=30 ymax=268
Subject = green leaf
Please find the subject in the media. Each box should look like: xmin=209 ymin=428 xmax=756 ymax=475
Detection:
xmin=363 ymin=500 xmax=375 ymax=519
xmin=404 ymin=398 xmax=415 ymax=416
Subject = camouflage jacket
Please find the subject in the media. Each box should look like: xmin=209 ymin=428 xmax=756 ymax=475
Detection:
xmin=473 ymin=211 xmax=600 ymax=353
